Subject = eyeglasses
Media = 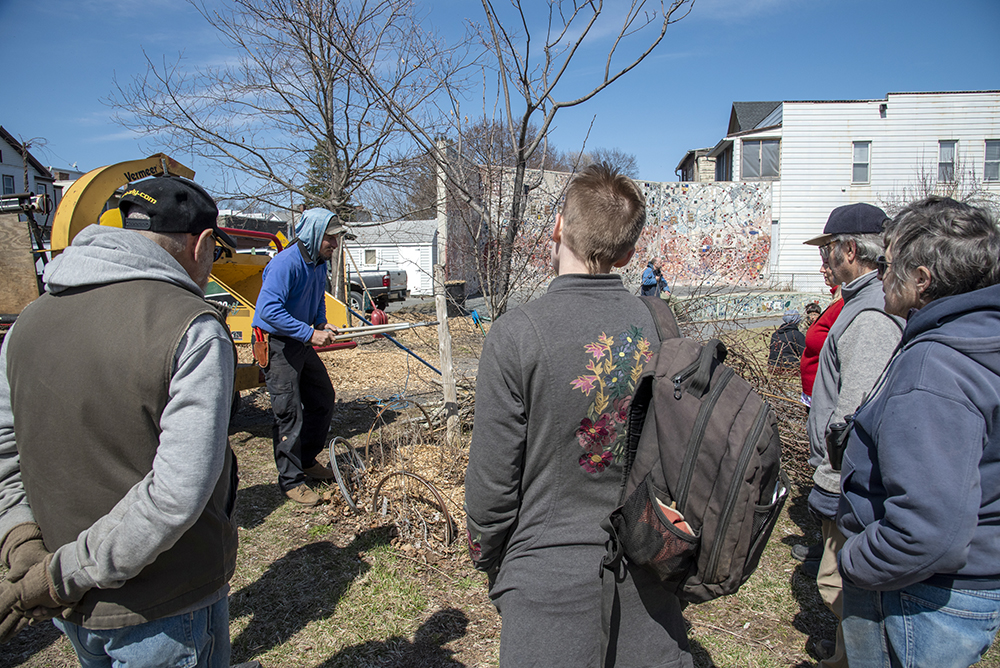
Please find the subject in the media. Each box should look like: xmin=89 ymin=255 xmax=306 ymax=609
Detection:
xmin=818 ymin=241 xmax=835 ymax=263
xmin=875 ymin=255 xmax=892 ymax=279
xmin=212 ymin=230 xmax=230 ymax=262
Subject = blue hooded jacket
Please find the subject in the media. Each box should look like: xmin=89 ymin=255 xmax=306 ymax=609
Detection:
xmin=838 ymin=282 xmax=1000 ymax=591
xmin=251 ymin=209 xmax=334 ymax=341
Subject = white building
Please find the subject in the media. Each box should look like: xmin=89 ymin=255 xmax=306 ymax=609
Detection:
xmin=1 ymin=126 xmax=56 ymax=219
xmin=698 ymin=91 xmax=1000 ymax=291
xmin=344 ymin=219 xmax=438 ymax=296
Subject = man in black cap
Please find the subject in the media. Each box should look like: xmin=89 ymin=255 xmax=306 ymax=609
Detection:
xmin=0 ymin=176 xmax=241 ymax=665
xmin=802 ymin=203 xmax=904 ymax=667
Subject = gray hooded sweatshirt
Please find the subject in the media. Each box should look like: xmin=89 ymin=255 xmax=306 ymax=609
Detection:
xmin=0 ymin=226 xmax=235 ymax=610
xmin=807 ymin=270 xmax=903 ymax=506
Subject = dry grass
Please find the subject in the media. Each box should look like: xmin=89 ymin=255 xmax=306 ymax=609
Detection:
xmin=3 ymin=312 xmax=999 ymax=667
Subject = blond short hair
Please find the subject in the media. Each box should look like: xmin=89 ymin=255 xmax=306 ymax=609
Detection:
xmin=560 ymin=163 xmax=646 ymax=274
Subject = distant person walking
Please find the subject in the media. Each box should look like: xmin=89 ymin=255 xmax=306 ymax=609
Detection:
xmin=640 ymin=257 xmax=669 ymax=297
xmin=839 ymin=197 xmax=1000 ymax=668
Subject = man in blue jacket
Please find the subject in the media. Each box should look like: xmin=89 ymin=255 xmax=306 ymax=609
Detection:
xmin=253 ymin=209 xmax=343 ymax=506
xmin=640 ymin=258 xmax=669 ymax=297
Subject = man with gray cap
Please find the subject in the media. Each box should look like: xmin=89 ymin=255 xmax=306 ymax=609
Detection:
xmin=252 ymin=208 xmax=344 ymax=506
xmin=0 ymin=176 xmax=240 ymax=665
xmin=803 ymin=203 xmax=904 ymax=667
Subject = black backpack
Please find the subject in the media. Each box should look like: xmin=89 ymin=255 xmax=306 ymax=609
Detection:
xmin=601 ymin=297 xmax=789 ymax=606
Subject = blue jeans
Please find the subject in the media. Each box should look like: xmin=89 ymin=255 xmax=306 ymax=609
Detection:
xmin=842 ymin=580 xmax=1000 ymax=668
xmin=53 ymin=597 xmax=230 ymax=668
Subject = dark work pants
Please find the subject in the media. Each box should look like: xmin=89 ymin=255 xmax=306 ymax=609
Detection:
xmin=263 ymin=335 xmax=336 ymax=492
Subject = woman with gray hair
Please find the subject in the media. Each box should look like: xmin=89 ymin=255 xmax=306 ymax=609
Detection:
xmin=837 ymin=196 xmax=1000 ymax=667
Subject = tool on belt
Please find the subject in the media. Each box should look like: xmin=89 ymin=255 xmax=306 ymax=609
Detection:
xmin=252 ymin=326 xmax=269 ymax=368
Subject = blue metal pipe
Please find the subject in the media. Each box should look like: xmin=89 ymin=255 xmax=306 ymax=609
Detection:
xmin=348 ymin=308 xmax=441 ymax=375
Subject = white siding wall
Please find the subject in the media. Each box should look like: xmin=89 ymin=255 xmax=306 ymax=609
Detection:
xmin=771 ymin=92 xmax=1000 ymax=291
xmin=345 ymin=242 xmax=435 ymax=296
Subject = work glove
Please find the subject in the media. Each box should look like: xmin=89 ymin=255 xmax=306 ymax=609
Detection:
xmin=1 ymin=522 xmax=48 ymax=582
xmin=0 ymin=604 xmax=28 ymax=643
xmin=0 ymin=554 xmax=72 ymax=642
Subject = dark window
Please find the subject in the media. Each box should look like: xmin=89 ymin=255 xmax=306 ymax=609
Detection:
xmin=741 ymin=139 xmax=779 ymax=179
xmin=715 ymin=147 xmax=733 ymax=181
xmin=2 ymin=175 xmax=14 ymax=195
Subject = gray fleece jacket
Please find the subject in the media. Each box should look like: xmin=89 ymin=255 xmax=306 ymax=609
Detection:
xmin=0 ymin=226 xmax=235 ymax=607
xmin=807 ymin=270 xmax=903 ymax=511
xmin=465 ymin=274 xmax=692 ymax=668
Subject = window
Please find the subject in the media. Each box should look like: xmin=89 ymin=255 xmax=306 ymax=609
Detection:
xmin=741 ymin=139 xmax=779 ymax=179
xmin=715 ymin=147 xmax=733 ymax=181
xmin=37 ymin=183 xmax=47 ymax=195
xmin=938 ymin=140 xmax=956 ymax=182
xmin=364 ymin=249 xmax=376 ymax=265
xmin=985 ymin=140 xmax=1000 ymax=181
xmin=852 ymin=141 xmax=870 ymax=183
xmin=2 ymin=175 xmax=14 ymax=195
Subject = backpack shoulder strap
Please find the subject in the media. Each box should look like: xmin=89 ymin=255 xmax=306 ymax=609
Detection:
xmin=639 ymin=296 xmax=680 ymax=342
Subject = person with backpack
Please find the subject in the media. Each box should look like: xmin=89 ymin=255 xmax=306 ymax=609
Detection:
xmin=768 ymin=310 xmax=806 ymax=372
xmin=838 ymin=198 xmax=1000 ymax=668
xmin=803 ymin=203 xmax=904 ymax=667
xmin=464 ymin=163 xmax=693 ymax=668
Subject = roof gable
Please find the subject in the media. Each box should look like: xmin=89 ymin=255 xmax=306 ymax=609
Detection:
xmin=347 ymin=219 xmax=437 ymax=246
xmin=728 ymin=102 xmax=782 ymax=135
xmin=0 ymin=126 xmax=54 ymax=181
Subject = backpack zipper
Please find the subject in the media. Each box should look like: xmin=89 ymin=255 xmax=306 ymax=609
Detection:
xmin=671 ymin=362 xmax=700 ymax=399
xmin=705 ymin=401 xmax=770 ymax=582
xmin=676 ymin=366 xmax=734 ymax=512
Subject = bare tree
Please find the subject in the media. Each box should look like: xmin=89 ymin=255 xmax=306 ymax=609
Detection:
xmin=590 ymin=147 xmax=640 ymax=178
xmin=108 ymin=0 xmax=464 ymax=217
xmin=877 ymin=154 xmax=1000 ymax=218
xmin=563 ymin=147 xmax=640 ymax=178
xmin=333 ymin=0 xmax=695 ymax=316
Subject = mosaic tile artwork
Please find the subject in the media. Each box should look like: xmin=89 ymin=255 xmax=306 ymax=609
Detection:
xmin=476 ymin=173 xmax=773 ymax=290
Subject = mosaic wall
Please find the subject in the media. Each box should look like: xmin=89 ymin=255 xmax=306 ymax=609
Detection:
xmin=630 ymin=181 xmax=772 ymax=289
xmin=471 ymin=172 xmax=773 ymax=291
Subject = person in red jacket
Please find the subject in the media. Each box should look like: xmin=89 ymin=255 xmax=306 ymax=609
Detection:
xmin=800 ymin=265 xmax=843 ymax=407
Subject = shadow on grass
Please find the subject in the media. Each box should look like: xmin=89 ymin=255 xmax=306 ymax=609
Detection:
xmin=329 ymin=398 xmax=397 ymax=441
xmin=229 ymin=527 xmax=392 ymax=664
xmin=232 ymin=482 xmax=287 ymax=531
xmin=0 ymin=618 xmax=64 ymax=668
xmin=314 ymin=608 xmax=469 ymax=668
xmin=780 ymin=485 xmax=822 ymax=552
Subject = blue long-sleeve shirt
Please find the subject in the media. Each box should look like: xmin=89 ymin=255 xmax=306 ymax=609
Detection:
xmin=251 ymin=242 xmax=327 ymax=342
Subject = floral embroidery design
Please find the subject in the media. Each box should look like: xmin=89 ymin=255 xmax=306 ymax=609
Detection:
xmin=571 ymin=326 xmax=651 ymax=473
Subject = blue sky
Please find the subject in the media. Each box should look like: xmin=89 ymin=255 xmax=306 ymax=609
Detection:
xmin=2 ymin=0 xmax=998 ymax=193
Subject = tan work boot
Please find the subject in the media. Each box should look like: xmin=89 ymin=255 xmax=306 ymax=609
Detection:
xmin=285 ymin=485 xmax=322 ymax=506
xmin=303 ymin=462 xmax=336 ymax=481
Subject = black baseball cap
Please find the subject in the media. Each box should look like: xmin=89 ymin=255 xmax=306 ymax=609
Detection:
xmin=120 ymin=176 xmax=235 ymax=248
xmin=804 ymin=203 xmax=889 ymax=246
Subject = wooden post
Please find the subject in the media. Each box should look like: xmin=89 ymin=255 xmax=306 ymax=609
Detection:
xmin=434 ymin=264 xmax=459 ymax=447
